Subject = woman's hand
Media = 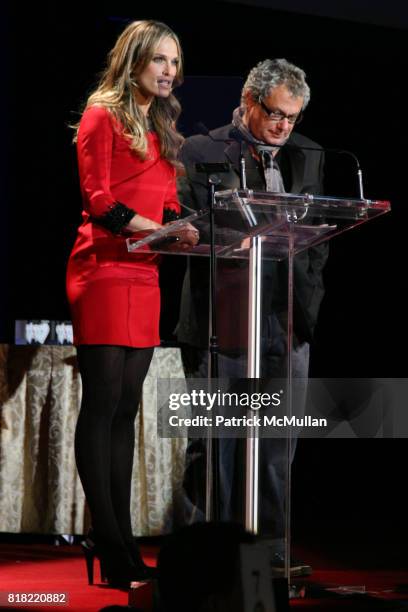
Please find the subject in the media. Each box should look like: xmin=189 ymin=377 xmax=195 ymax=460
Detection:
xmin=125 ymin=214 xmax=163 ymax=233
xmin=165 ymin=221 xmax=199 ymax=248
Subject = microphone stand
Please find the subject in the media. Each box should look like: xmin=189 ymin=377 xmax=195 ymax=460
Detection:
xmin=208 ymin=174 xmax=220 ymax=522
xmin=195 ymin=131 xmax=249 ymax=521
xmin=195 ymin=163 xmax=228 ymax=522
xmin=208 ymin=174 xmax=220 ymax=381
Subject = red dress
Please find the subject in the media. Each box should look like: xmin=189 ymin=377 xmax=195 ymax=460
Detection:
xmin=66 ymin=106 xmax=180 ymax=347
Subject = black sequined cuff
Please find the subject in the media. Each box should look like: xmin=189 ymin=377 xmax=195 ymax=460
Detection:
xmin=163 ymin=208 xmax=180 ymax=224
xmin=93 ymin=202 xmax=136 ymax=234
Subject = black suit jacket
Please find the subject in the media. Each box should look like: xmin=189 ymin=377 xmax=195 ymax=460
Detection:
xmin=176 ymin=123 xmax=328 ymax=349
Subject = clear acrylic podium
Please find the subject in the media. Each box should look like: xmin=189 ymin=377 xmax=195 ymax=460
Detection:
xmin=127 ymin=190 xmax=390 ymax=580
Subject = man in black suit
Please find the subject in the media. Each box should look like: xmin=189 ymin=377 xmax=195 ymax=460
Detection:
xmin=176 ymin=58 xmax=327 ymax=575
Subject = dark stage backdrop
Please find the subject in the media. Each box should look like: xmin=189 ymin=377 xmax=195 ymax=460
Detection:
xmin=0 ymin=5 xmax=11 ymax=340
xmin=221 ymin=0 xmax=408 ymax=30
xmin=4 ymin=1 xmax=407 ymax=526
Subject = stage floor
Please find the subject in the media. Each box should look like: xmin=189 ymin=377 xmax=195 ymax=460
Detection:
xmin=1 ymin=521 xmax=407 ymax=611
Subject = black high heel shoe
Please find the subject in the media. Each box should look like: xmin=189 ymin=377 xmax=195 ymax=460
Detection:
xmin=80 ymin=534 xmax=107 ymax=585
xmin=105 ymin=562 xmax=158 ymax=589
xmin=81 ymin=527 xmax=158 ymax=588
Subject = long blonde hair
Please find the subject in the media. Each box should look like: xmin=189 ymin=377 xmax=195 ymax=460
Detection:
xmin=74 ymin=20 xmax=184 ymax=165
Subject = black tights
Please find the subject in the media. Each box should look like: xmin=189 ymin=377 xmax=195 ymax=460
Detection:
xmin=75 ymin=345 xmax=154 ymax=570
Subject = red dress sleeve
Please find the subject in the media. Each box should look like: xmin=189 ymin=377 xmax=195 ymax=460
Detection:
xmin=77 ymin=106 xmax=117 ymax=217
xmin=163 ymin=168 xmax=181 ymax=215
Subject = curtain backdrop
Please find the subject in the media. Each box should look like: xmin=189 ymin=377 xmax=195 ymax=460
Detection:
xmin=0 ymin=345 xmax=187 ymax=535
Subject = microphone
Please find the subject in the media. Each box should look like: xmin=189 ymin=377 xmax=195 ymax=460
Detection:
xmin=285 ymin=143 xmax=365 ymax=200
xmin=195 ymin=122 xmax=235 ymax=143
xmin=194 ymin=122 xmax=365 ymax=200
xmin=195 ymin=122 xmax=247 ymax=189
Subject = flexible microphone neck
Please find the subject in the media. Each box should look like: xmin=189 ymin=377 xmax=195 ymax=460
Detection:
xmin=195 ymin=122 xmax=236 ymax=144
xmin=194 ymin=122 xmax=365 ymax=200
xmin=196 ymin=122 xmax=359 ymax=162
xmin=284 ymin=143 xmax=364 ymax=199
xmin=195 ymin=122 xmax=247 ymax=188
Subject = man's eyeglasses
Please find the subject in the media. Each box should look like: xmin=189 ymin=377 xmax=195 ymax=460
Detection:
xmin=258 ymin=98 xmax=303 ymax=125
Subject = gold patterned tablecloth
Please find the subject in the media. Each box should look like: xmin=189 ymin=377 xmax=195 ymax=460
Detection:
xmin=0 ymin=345 xmax=186 ymax=535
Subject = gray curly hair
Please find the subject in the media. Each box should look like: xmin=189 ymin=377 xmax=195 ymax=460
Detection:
xmin=242 ymin=58 xmax=310 ymax=110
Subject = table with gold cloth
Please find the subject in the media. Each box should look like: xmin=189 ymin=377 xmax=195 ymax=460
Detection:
xmin=0 ymin=345 xmax=187 ymax=536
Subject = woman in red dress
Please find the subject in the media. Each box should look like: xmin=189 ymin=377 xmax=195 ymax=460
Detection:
xmin=66 ymin=20 xmax=196 ymax=587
